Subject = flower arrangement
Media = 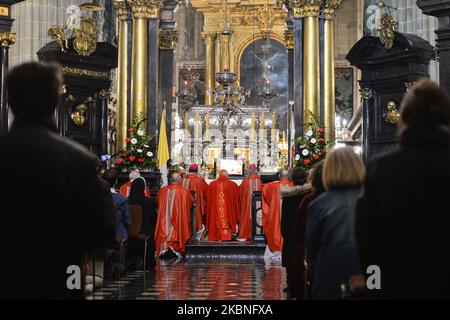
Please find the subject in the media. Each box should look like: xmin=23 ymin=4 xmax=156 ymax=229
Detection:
xmin=294 ymin=111 xmax=331 ymax=170
xmin=113 ymin=113 xmax=157 ymax=171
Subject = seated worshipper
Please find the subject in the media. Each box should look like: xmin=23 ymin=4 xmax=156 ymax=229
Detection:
xmin=155 ymin=173 xmax=194 ymax=259
xmin=119 ymin=169 xmax=151 ymax=198
xmin=237 ymin=165 xmax=262 ymax=241
xmin=181 ymin=164 xmax=208 ymax=240
xmin=206 ymin=170 xmax=240 ymax=241
xmin=289 ymin=161 xmax=325 ymax=300
xmin=127 ymin=178 xmax=157 ymax=270
xmin=102 ymin=169 xmax=132 ymax=277
xmin=262 ymin=169 xmax=293 ymax=260
xmin=281 ymin=167 xmax=311 ymax=291
xmin=305 ymin=148 xmax=364 ymax=300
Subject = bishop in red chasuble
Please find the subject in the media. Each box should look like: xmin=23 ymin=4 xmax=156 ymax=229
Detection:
xmin=181 ymin=164 xmax=208 ymax=238
xmin=206 ymin=170 xmax=240 ymax=241
xmin=237 ymin=165 xmax=262 ymax=241
xmin=262 ymin=170 xmax=293 ymax=257
xmin=155 ymin=173 xmax=194 ymax=257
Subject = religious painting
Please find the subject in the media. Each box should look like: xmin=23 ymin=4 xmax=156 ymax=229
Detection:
xmin=239 ymin=38 xmax=288 ymax=132
xmin=335 ymin=68 xmax=354 ymax=123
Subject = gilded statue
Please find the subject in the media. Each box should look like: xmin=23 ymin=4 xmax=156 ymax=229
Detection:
xmin=71 ymin=103 xmax=88 ymax=126
xmin=48 ymin=24 xmax=69 ymax=53
xmin=72 ymin=15 xmax=99 ymax=56
xmin=378 ymin=13 xmax=398 ymax=50
xmin=385 ymin=101 xmax=400 ymax=124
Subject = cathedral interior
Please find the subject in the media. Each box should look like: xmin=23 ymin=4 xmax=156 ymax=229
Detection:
xmin=1 ymin=0 xmax=449 ymax=303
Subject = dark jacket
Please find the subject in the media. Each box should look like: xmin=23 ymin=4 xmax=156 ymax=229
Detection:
xmin=0 ymin=116 xmax=114 ymax=300
xmin=356 ymin=126 xmax=450 ymax=299
xmin=289 ymin=189 xmax=323 ymax=300
xmin=281 ymin=184 xmax=311 ymax=270
xmin=305 ymin=188 xmax=362 ymax=300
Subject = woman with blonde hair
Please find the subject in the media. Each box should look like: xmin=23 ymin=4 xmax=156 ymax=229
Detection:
xmin=305 ymin=147 xmax=365 ymax=299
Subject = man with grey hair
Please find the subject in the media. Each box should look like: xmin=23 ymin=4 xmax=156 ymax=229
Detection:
xmin=262 ymin=169 xmax=293 ymax=260
xmin=155 ymin=173 xmax=194 ymax=259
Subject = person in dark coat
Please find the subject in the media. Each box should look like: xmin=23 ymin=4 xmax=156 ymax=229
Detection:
xmin=280 ymin=168 xmax=310 ymax=290
xmin=128 ymin=178 xmax=157 ymax=270
xmin=0 ymin=62 xmax=114 ymax=300
xmin=356 ymin=79 xmax=450 ymax=299
xmin=305 ymin=147 xmax=365 ymax=299
xmin=289 ymin=161 xmax=325 ymax=300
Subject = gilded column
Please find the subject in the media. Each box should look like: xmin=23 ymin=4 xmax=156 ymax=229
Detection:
xmin=113 ymin=0 xmax=129 ymax=150
xmin=201 ymin=31 xmax=216 ymax=105
xmin=324 ymin=0 xmax=341 ymax=140
xmin=0 ymin=32 xmax=15 ymax=135
xmin=301 ymin=0 xmax=322 ymax=127
xmin=128 ymin=0 xmax=152 ymax=129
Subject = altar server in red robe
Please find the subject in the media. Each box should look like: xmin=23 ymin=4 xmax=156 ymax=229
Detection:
xmin=237 ymin=165 xmax=262 ymax=241
xmin=181 ymin=164 xmax=208 ymax=239
xmin=262 ymin=169 xmax=293 ymax=259
xmin=155 ymin=173 xmax=194 ymax=259
xmin=119 ymin=170 xmax=150 ymax=198
xmin=206 ymin=170 xmax=240 ymax=241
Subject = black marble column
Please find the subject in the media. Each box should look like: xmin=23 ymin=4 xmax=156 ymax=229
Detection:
xmin=417 ymin=0 xmax=450 ymax=94
xmin=293 ymin=18 xmax=304 ymax=139
xmin=159 ymin=48 xmax=174 ymax=149
xmin=147 ymin=18 xmax=159 ymax=139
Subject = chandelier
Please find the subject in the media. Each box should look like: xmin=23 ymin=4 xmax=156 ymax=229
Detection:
xmin=256 ymin=29 xmax=278 ymax=103
xmin=208 ymin=70 xmax=251 ymax=118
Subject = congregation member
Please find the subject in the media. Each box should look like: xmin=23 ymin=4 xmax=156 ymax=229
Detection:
xmin=237 ymin=165 xmax=262 ymax=241
xmin=119 ymin=169 xmax=151 ymax=198
xmin=289 ymin=161 xmax=325 ymax=299
xmin=262 ymin=170 xmax=293 ymax=259
xmin=0 ymin=62 xmax=114 ymax=299
xmin=102 ymin=169 xmax=132 ymax=275
xmin=280 ymin=167 xmax=310 ymax=292
xmin=181 ymin=164 xmax=208 ymax=239
xmin=356 ymin=80 xmax=450 ymax=299
xmin=206 ymin=170 xmax=240 ymax=241
xmin=155 ymin=173 xmax=194 ymax=259
xmin=305 ymin=147 xmax=365 ymax=299
xmin=128 ymin=178 xmax=157 ymax=269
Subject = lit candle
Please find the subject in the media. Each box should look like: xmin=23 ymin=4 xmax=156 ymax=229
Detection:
xmin=250 ymin=112 xmax=255 ymax=143
xmin=223 ymin=64 xmax=228 ymax=72
xmin=184 ymin=80 xmax=189 ymax=87
xmin=205 ymin=113 xmax=210 ymax=141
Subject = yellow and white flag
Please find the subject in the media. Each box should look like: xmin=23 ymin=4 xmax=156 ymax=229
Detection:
xmin=158 ymin=108 xmax=170 ymax=186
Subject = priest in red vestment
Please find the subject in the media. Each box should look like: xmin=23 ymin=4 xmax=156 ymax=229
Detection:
xmin=155 ymin=173 xmax=194 ymax=259
xmin=262 ymin=170 xmax=293 ymax=259
xmin=237 ymin=165 xmax=262 ymax=241
xmin=181 ymin=164 xmax=208 ymax=239
xmin=206 ymin=170 xmax=240 ymax=241
xmin=119 ymin=170 xmax=150 ymax=198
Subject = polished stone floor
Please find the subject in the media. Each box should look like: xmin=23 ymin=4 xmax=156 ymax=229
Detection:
xmin=88 ymin=258 xmax=287 ymax=300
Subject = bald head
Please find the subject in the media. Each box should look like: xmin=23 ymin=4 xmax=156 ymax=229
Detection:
xmin=280 ymin=169 xmax=290 ymax=180
xmin=219 ymin=170 xmax=229 ymax=177
xmin=171 ymin=173 xmax=181 ymax=184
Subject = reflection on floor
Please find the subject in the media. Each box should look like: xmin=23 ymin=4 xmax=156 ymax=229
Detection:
xmin=88 ymin=258 xmax=287 ymax=300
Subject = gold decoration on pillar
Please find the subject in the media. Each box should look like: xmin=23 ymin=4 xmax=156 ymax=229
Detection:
xmin=323 ymin=0 xmax=341 ymax=140
xmin=114 ymin=0 xmax=130 ymax=150
xmin=0 ymin=32 xmax=15 ymax=48
xmin=72 ymin=16 xmax=99 ymax=56
xmin=378 ymin=13 xmax=397 ymax=50
xmin=360 ymin=88 xmax=373 ymax=100
xmin=159 ymin=30 xmax=179 ymax=50
xmin=284 ymin=29 xmax=294 ymax=49
xmin=128 ymin=0 xmax=163 ymax=19
xmin=201 ymin=31 xmax=217 ymax=105
xmin=289 ymin=0 xmax=322 ymax=18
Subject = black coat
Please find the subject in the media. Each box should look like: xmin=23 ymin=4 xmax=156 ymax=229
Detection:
xmin=0 ymin=116 xmax=115 ymax=300
xmin=356 ymin=126 xmax=450 ymax=299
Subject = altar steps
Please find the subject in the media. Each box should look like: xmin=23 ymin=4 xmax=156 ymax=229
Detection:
xmin=185 ymin=241 xmax=266 ymax=259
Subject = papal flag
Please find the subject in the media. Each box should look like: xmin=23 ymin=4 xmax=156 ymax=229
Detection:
xmin=158 ymin=108 xmax=170 ymax=187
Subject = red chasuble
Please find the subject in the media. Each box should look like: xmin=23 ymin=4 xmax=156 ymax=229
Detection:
xmin=155 ymin=184 xmax=194 ymax=255
xmin=206 ymin=176 xmax=240 ymax=241
xmin=119 ymin=180 xmax=151 ymax=198
xmin=181 ymin=173 xmax=208 ymax=233
xmin=262 ymin=178 xmax=293 ymax=252
xmin=237 ymin=174 xmax=262 ymax=240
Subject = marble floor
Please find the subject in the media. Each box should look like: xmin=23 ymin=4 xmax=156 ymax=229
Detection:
xmin=88 ymin=258 xmax=287 ymax=300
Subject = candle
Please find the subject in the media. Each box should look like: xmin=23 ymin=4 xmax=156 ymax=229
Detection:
xmin=272 ymin=112 xmax=276 ymax=129
xmin=185 ymin=112 xmax=189 ymax=132
xmin=260 ymin=112 xmax=265 ymax=129
xmin=223 ymin=64 xmax=228 ymax=72
xmin=195 ymin=112 xmax=200 ymax=140
xmin=184 ymin=80 xmax=189 ymax=86
xmin=205 ymin=113 xmax=210 ymax=141
xmin=250 ymin=112 xmax=255 ymax=143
